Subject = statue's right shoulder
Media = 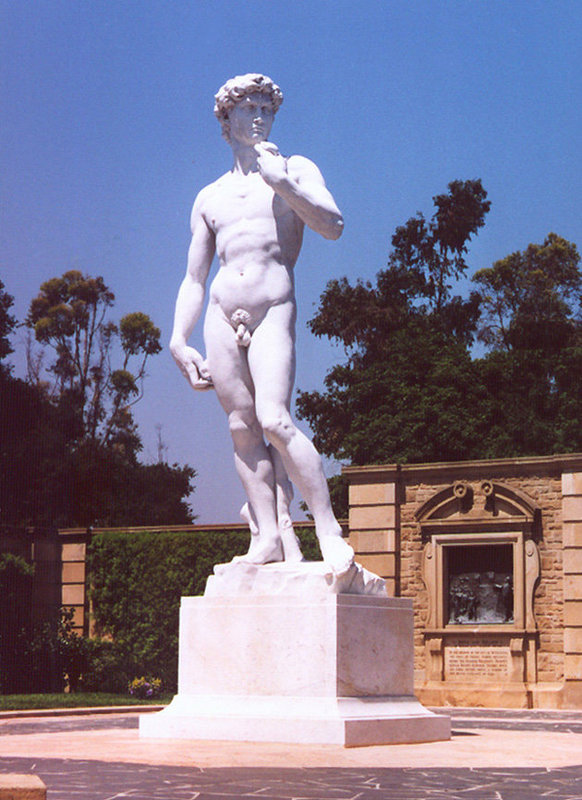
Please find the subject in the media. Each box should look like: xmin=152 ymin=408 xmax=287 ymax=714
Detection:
xmin=193 ymin=172 xmax=230 ymax=210
xmin=190 ymin=173 xmax=230 ymax=232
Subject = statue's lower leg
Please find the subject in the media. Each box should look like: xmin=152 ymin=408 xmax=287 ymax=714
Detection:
xmin=266 ymin=427 xmax=354 ymax=575
xmin=269 ymin=444 xmax=304 ymax=563
xmin=231 ymin=439 xmax=283 ymax=565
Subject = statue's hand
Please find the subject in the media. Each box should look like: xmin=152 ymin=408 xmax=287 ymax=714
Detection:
xmin=254 ymin=142 xmax=288 ymax=188
xmin=170 ymin=342 xmax=213 ymax=392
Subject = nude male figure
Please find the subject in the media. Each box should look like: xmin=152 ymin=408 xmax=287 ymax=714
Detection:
xmin=170 ymin=74 xmax=354 ymax=575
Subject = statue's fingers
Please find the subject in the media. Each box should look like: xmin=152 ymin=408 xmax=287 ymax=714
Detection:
xmin=199 ymin=361 xmax=212 ymax=380
xmin=255 ymin=141 xmax=279 ymax=156
xmin=191 ymin=376 xmax=214 ymax=392
xmin=185 ymin=360 xmax=201 ymax=381
xmin=263 ymin=143 xmax=280 ymax=156
xmin=189 ymin=351 xmax=210 ymax=378
xmin=189 ymin=352 xmax=206 ymax=374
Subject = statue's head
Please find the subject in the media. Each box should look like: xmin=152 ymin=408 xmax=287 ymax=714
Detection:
xmin=214 ymin=73 xmax=283 ymax=143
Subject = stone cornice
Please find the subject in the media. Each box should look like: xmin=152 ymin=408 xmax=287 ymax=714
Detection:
xmin=343 ymin=453 xmax=582 ymax=482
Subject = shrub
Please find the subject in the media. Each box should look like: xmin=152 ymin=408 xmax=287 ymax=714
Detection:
xmin=57 ymin=608 xmax=90 ymax=692
xmin=128 ymin=676 xmax=162 ymax=699
xmin=81 ymin=638 xmax=139 ymax=694
xmin=0 ymin=553 xmax=34 ymax=693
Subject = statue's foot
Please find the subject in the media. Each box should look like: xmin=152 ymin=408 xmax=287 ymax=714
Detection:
xmin=279 ymin=515 xmax=304 ymax=563
xmin=238 ymin=501 xmax=262 ymax=559
xmin=319 ymin=534 xmax=354 ymax=576
xmin=233 ymin=536 xmax=284 ymax=566
xmin=237 ymin=537 xmax=264 ymax=562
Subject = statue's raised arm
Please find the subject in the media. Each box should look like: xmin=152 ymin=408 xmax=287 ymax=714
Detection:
xmin=254 ymin=145 xmax=344 ymax=240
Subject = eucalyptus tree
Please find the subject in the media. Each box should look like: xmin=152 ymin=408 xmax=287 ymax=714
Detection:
xmin=26 ymin=270 xmax=161 ymax=454
xmin=297 ymin=179 xmax=491 ymax=470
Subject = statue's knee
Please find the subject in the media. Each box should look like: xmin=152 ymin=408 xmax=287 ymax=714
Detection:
xmin=228 ymin=411 xmax=260 ymax=445
xmin=261 ymin=411 xmax=294 ymax=447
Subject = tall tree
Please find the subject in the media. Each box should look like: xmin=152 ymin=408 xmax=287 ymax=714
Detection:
xmin=388 ymin=178 xmax=491 ymax=314
xmin=297 ymin=179 xmax=491 ymax=471
xmin=298 ymin=209 xmax=582 ymax=485
xmin=473 ymin=233 xmax=582 ymax=456
xmin=0 ymin=370 xmax=77 ymax=525
xmin=26 ymin=270 xmax=162 ymax=455
xmin=0 ymin=379 xmax=197 ymax=525
xmin=474 ymin=233 xmax=581 ymax=352
xmin=1 ymin=273 xmax=196 ymax=527
xmin=0 ymin=280 xmax=16 ymax=376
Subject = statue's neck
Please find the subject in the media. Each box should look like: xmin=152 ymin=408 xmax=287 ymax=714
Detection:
xmin=231 ymin=141 xmax=259 ymax=175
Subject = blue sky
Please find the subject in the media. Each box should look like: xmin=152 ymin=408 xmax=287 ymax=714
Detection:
xmin=2 ymin=1 xmax=581 ymax=523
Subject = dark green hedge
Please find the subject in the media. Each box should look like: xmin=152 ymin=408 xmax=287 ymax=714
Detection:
xmin=86 ymin=527 xmax=320 ymax=692
xmin=0 ymin=552 xmax=75 ymax=694
xmin=0 ymin=553 xmax=34 ymax=693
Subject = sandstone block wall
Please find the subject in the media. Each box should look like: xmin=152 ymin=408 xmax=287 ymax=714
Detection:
xmin=562 ymin=472 xmax=582 ymax=707
xmin=348 ymin=468 xmax=398 ymax=597
xmin=346 ymin=455 xmax=582 ymax=707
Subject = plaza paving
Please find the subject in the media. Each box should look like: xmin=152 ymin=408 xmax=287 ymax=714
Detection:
xmin=1 ymin=707 xmax=582 ymax=798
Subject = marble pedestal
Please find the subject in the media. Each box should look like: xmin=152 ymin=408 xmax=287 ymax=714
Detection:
xmin=140 ymin=563 xmax=450 ymax=746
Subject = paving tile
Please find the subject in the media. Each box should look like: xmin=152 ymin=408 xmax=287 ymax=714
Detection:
xmin=2 ymin=759 xmax=582 ymax=800
xmin=0 ymin=717 xmax=138 ymax=737
xmin=451 ymin=720 xmax=582 ymax=733
xmin=435 ymin=708 xmax=582 ymax=721
xmin=1 ymin=710 xmax=582 ymax=798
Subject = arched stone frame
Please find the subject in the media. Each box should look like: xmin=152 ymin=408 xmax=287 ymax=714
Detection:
xmin=418 ymin=480 xmax=541 ymax=694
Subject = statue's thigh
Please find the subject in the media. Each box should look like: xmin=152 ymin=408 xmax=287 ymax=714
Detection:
xmin=248 ymin=306 xmax=296 ymax=412
xmin=205 ymin=313 xmax=255 ymax=417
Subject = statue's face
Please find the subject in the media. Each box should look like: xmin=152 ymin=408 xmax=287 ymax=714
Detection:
xmin=228 ymin=92 xmax=274 ymax=146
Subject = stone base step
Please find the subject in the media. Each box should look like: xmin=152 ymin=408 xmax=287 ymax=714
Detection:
xmin=0 ymin=774 xmax=46 ymax=799
xmin=140 ymin=694 xmax=451 ymax=747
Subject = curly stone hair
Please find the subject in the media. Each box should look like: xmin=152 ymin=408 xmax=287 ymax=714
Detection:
xmin=214 ymin=73 xmax=283 ymax=143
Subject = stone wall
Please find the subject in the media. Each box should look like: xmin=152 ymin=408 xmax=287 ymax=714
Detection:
xmin=348 ymin=468 xmax=399 ymax=597
xmin=346 ymin=454 xmax=582 ymax=708
xmin=398 ymin=479 xmax=433 ymax=677
xmin=562 ymin=472 xmax=582 ymax=706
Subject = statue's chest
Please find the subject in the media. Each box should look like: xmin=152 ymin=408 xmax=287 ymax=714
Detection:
xmin=206 ymin=180 xmax=290 ymax=231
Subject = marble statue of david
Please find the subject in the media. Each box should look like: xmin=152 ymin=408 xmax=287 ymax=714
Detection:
xmin=170 ymin=74 xmax=354 ymax=575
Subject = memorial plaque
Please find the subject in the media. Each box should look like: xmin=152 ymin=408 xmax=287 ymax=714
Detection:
xmin=446 ymin=544 xmax=513 ymax=624
xmin=445 ymin=638 xmax=510 ymax=680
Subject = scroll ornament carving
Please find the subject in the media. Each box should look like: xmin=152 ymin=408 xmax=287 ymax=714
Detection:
xmin=453 ymin=481 xmax=468 ymax=498
xmin=525 ymin=538 xmax=541 ymax=629
xmin=481 ymin=480 xmax=494 ymax=496
xmin=421 ymin=542 xmax=436 ymax=628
